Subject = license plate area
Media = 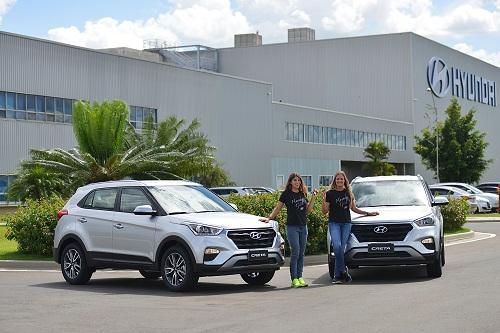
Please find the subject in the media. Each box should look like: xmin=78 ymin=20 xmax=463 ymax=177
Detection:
xmin=248 ymin=250 xmax=268 ymax=261
xmin=368 ymin=243 xmax=394 ymax=253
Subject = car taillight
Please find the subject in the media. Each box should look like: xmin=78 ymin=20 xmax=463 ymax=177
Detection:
xmin=57 ymin=209 xmax=68 ymax=220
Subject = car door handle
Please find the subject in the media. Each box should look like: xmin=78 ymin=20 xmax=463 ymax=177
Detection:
xmin=78 ymin=217 xmax=87 ymax=223
xmin=113 ymin=223 xmax=124 ymax=229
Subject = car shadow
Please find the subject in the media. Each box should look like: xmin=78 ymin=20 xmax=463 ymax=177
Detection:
xmin=33 ymin=276 xmax=298 ymax=297
xmin=311 ymin=265 xmax=434 ymax=286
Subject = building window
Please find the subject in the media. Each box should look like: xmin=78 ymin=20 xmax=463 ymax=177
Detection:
xmin=0 ymin=175 xmax=17 ymax=204
xmin=319 ymin=175 xmax=333 ymax=187
xmin=284 ymin=121 xmax=406 ymax=151
xmin=302 ymin=175 xmax=312 ymax=192
xmin=0 ymin=91 xmax=157 ymax=128
xmin=276 ymin=175 xmax=285 ymax=190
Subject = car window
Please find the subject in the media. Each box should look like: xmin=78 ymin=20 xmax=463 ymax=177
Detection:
xmin=352 ymin=180 xmax=429 ymax=207
xmin=84 ymin=188 xmax=118 ymax=210
xmin=120 ymin=188 xmax=152 ymax=213
xmin=150 ymin=185 xmax=235 ymax=214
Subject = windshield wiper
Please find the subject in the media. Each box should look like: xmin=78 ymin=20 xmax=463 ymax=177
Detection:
xmin=194 ymin=210 xmax=223 ymax=213
xmin=168 ymin=211 xmax=190 ymax=215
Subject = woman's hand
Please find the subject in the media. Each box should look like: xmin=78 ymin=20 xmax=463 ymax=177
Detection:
xmin=365 ymin=211 xmax=379 ymax=216
xmin=258 ymin=217 xmax=271 ymax=223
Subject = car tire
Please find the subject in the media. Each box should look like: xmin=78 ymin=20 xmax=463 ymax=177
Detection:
xmin=440 ymin=238 xmax=445 ymax=266
xmin=240 ymin=271 xmax=275 ymax=285
xmin=426 ymin=251 xmax=443 ymax=278
xmin=161 ymin=246 xmax=198 ymax=291
xmin=61 ymin=243 xmax=93 ymax=285
xmin=328 ymin=255 xmax=336 ymax=280
xmin=139 ymin=270 xmax=161 ymax=279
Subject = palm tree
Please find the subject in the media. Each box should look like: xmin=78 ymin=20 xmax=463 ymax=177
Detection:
xmin=10 ymin=100 xmax=218 ymax=199
xmin=362 ymin=141 xmax=395 ymax=176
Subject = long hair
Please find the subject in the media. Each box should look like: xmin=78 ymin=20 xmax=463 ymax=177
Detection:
xmin=285 ymin=172 xmax=308 ymax=196
xmin=329 ymin=170 xmax=354 ymax=201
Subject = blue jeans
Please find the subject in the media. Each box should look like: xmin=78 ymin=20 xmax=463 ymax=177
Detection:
xmin=329 ymin=221 xmax=352 ymax=279
xmin=285 ymin=224 xmax=308 ymax=279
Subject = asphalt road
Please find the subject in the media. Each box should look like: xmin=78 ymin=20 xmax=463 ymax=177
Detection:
xmin=0 ymin=222 xmax=499 ymax=333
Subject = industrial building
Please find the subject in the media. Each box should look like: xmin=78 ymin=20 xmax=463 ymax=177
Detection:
xmin=1 ymin=28 xmax=499 ymax=205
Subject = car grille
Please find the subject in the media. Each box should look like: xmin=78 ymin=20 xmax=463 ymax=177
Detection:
xmin=353 ymin=251 xmax=412 ymax=259
xmin=227 ymin=228 xmax=276 ymax=249
xmin=234 ymin=258 xmax=278 ymax=266
xmin=352 ymin=223 xmax=413 ymax=242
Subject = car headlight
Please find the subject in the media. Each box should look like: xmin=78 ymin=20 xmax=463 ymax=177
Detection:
xmin=186 ymin=223 xmax=223 ymax=236
xmin=414 ymin=216 xmax=435 ymax=227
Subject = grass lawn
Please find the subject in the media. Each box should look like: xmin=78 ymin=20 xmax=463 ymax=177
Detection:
xmin=445 ymin=227 xmax=470 ymax=235
xmin=0 ymin=226 xmax=52 ymax=260
xmin=468 ymin=212 xmax=500 ymax=218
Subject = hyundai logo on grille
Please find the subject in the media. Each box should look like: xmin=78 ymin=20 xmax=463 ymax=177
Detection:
xmin=373 ymin=226 xmax=388 ymax=234
xmin=249 ymin=232 xmax=262 ymax=240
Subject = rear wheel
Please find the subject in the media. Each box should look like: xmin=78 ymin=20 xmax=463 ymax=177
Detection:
xmin=241 ymin=271 xmax=275 ymax=285
xmin=161 ymin=246 xmax=198 ymax=291
xmin=61 ymin=243 xmax=93 ymax=285
xmin=139 ymin=270 xmax=161 ymax=279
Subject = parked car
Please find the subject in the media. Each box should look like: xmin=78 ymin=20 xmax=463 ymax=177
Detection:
xmin=434 ymin=182 xmax=498 ymax=212
xmin=428 ymin=185 xmax=480 ymax=213
xmin=209 ymin=186 xmax=256 ymax=197
xmin=476 ymin=182 xmax=500 ymax=195
xmin=53 ymin=180 xmax=285 ymax=291
xmin=247 ymin=187 xmax=277 ymax=194
xmin=327 ymin=175 xmax=448 ymax=279
xmin=476 ymin=185 xmax=499 ymax=194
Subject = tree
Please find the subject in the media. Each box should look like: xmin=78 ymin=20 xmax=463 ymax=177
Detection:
xmin=9 ymin=100 xmax=217 ymax=200
xmin=362 ymin=141 xmax=395 ymax=176
xmin=7 ymin=166 xmax=71 ymax=201
xmin=414 ymin=98 xmax=491 ymax=183
xmin=193 ymin=162 xmax=236 ymax=188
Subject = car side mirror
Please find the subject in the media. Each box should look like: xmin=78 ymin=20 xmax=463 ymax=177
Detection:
xmin=432 ymin=196 xmax=449 ymax=206
xmin=229 ymin=203 xmax=238 ymax=211
xmin=133 ymin=205 xmax=157 ymax=215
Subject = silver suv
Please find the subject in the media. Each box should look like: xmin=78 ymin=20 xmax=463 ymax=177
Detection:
xmin=327 ymin=175 xmax=448 ymax=279
xmin=53 ymin=180 xmax=284 ymax=291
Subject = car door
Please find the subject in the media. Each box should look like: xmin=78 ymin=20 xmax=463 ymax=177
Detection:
xmin=75 ymin=187 xmax=118 ymax=262
xmin=112 ymin=187 xmax=157 ymax=264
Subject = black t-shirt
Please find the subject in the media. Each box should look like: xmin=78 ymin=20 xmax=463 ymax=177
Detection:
xmin=279 ymin=189 xmax=308 ymax=226
xmin=326 ymin=189 xmax=351 ymax=223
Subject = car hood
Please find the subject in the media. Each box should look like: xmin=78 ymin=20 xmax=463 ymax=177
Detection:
xmin=477 ymin=193 xmax=499 ymax=202
xmin=352 ymin=206 xmax=434 ymax=223
xmin=169 ymin=211 xmax=274 ymax=230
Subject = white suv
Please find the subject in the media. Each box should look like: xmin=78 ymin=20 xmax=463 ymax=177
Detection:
xmin=53 ymin=180 xmax=284 ymax=291
xmin=327 ymin=175 xmax=448 ymax=279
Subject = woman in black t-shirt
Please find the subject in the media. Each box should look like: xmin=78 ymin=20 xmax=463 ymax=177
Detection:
xmin=322 ymin=171 xmax=378 ymax=284
xmin=261 ymin=172 xmax=318 ymax=288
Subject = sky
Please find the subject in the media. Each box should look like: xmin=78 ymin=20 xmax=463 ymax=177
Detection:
xmin=1 ymin=0 xmax=500 ymax=67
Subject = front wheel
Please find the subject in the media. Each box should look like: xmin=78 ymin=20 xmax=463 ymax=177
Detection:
xmin=161 ymin=246 xmax=198 ymax=291
xmin=426 ymin=252 xmax=443 ymax=278
xmin=61 ymin=243 xmax=93 ymax=285
xmin=241 ymin=271 xmax=275 ymax=285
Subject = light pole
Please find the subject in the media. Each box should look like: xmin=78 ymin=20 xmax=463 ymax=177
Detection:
xmin=426 ymin=87 xmax=439 ymax=183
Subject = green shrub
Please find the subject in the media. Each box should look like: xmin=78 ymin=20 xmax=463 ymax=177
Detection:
xmin=440 ymin=197 xmax=469 ymax=232
xmin=2 ymin=197 xmax=65 ymax=256
xmin=227 ymin=192 xmax=328 ymax=255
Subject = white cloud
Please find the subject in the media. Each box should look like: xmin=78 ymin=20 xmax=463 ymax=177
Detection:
xmin=321 ymin=0 xmax=377 ymax=33
xmin=48 ymin=0 xmax=251 ymax=49
xmin=454 ymin=42 xmax=500 ymax=68
xmin=0 ymin=0 xmax=16 ymax=25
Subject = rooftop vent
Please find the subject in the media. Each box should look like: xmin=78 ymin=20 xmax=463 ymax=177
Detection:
xmin=234 ymin=32 xmax=262 ymax=48
xmin=288 ymin=27 xmax=315 ymax=43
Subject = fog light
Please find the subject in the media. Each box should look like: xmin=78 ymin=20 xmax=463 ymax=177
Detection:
xmin=280 ymin=243 xmax=285 ymax=257
xmin=421 ymin=237 xmax=435 ymax=250
xmin=203 ymin=248 xmax=220 ymax=261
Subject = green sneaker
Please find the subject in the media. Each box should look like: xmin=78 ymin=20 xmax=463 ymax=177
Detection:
xmin=298 ymin=277 xmax=308 ymax=287
xmin=291 ymin=278 xmax=301 ymax=288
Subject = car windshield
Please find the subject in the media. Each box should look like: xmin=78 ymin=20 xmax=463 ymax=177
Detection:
xmin=149 ymin=185 xmax=236 ymax=214
xmin=352 ymin=180 xmax=429 ymax=207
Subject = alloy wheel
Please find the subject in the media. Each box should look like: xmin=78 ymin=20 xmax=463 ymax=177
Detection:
xmin=63 ymin=248 xmax=81 ymax=279
xmin=164 ymin=252 xmax=186 ymax=287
